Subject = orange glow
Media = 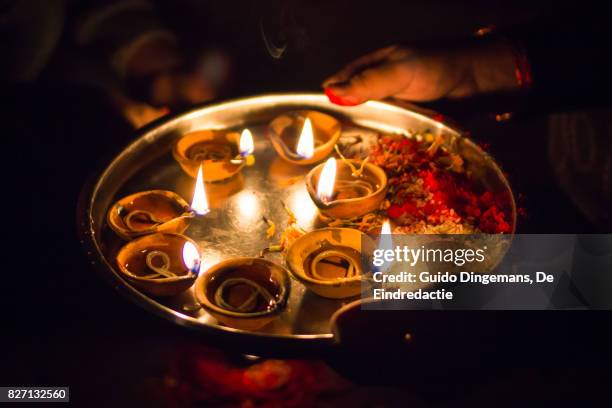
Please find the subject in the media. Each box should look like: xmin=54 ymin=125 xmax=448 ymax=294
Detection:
xmin=381 ymin=220 xmax=391 ymax=235
xmin=296 ymin=118 xmax=314 ymax=159
xmin=239 ymin=128 xmax=254 ymax=156
xmin=317 ymin=157 xmax=336 ymax=203
xmin=377 ymin=220 xmax=393 ymax=272
xmin=191 ymin=164 xmax=210 ymax=215
xmin=182 ymin=241 xmax=200 ymax=273
xmin=378 ymin=220 xmax=393 ymax=252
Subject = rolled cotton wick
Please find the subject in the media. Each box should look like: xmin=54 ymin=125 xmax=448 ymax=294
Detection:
xmin=310 ymin=250 xmax=360 ymax=280
xmin=334 ymin=179 xmax=376 ymax=198
xmin=124 ymin=210 xmax=165 ymax=231
xmin=230 ymin=154 xmax=255 ymax=166
xmin=214 ymin=278 xmax=276 ymax=313
xmin=334 ymin=144 xmax=370 ymax=177
xmin=145 ymin=250 xmax=177 ymax=278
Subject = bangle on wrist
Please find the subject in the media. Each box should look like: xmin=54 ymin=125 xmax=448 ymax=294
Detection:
xmin=473 ymin=25 xmax=533 ymax=90
xmin=510 ymin=41 xmax=533 ymax=90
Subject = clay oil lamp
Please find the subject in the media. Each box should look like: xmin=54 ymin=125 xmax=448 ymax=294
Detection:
xmin=173 ymin=128 xmax=255 ymax=182
xmin=107 ymin=190 xmax=194 ymax=240
xmin=194 ymin=258 xmax=290 ymax=331
xmin=305 ymin=157 xmax=388 ymax=220
xmin=115 ymin=233 xmax=201 ymax=297
xmin=269 ymin=110 xmax=341 ymax=165
xmin=286 ymin=228 xmax=375 ymax=299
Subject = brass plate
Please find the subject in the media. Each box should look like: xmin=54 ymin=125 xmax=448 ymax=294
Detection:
xmin=82 ymin=94 xmax=515 ymax=350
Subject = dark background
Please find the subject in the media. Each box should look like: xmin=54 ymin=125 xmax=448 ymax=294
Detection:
xmin=4 ymin=0 xmax=611 ymax=406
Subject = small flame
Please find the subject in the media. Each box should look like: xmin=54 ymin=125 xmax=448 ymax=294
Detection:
xmin=182 ymin=241 xmax=201 ymax=274
xmin=191 ymin=165 xmax=210 ymax=215
xmin=317 ymin=157 xmax=336 ymax=203
xmin=239 ymin=128 xmax=254 ymax=156
xmin=377 ymin=220 xmax=393 ymax=272
xmin=296 ymin=118 xmax=314 ymax=159
xmin=381 ymin=220 xmax=391 ymax=236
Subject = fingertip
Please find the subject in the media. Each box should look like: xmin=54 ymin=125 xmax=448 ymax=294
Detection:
xmin=324 ymin=87 xmax=362 ymax=106
xmin=321 ymin=78 xmax=335 ymax=88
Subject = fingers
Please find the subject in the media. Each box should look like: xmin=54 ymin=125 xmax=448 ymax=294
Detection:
xmin=322 ymin=45 xmax=401 ymax=88
xmin=325 ymin=59 xmax=415 ymax=105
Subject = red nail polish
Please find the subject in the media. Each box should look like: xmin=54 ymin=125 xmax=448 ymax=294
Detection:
xmin=325 ymin=88 xmax=360 ymax=106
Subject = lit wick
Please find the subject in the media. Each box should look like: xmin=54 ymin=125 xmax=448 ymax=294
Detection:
xmin=296 ymin=118 xmax=314 ymax=159
xmin=191 ymin=164 xmax=210 ymax=215
xmin=317 ymin=157 xmax=336 ymax=204
xmin=182 ymin=241 xmax=201 ymax=275
xmin=231 ymin=128 xmax=255 ymax=166
xmin=239 ymin=128 xmax=254 ymax=156
xmin=376 ymin=220 xmax=393 ymax=273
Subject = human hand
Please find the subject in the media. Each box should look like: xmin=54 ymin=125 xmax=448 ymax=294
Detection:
xmin=323 ymin=43 xmax=520 ymax=106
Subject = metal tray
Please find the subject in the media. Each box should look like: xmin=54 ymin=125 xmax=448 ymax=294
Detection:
xmin=80 ymin=94 xmax=515 ymax=352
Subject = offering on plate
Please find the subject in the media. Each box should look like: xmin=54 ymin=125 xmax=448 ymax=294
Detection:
xmin=305 ymin=157 xmax=388 ymax=220
xmin=269 ymin=110 xmax=341 ymax=165
xmin=115 ymin=233 xmax=201 ymax=297
xmin=173 ymin=129 xmax=254 ymax=182
xmin=368 ymin=133 xmax=514 ymax=234
xmin=88 ymin=94 xmax=516 ymax=343
xmin=194 ymin=257 xmax=290 ymax=330
xmin=285 ymin=228 xmax=375 ymax=299
xmin=107 ymin=190 xmax=194 ymax=240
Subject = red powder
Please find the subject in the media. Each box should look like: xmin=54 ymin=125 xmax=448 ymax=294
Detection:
xmin=372 ymin=135 xmax=512 ymax=234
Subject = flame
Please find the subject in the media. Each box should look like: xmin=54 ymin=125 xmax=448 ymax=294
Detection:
xmin=317 ymin=157 xmax=336 ymax=203
xmin=377 ymin=220 xmax=393 ymax=272
xmin=191 ymin=164 xmax=210 ymax=215
xmin=381 ymin=220 xmax=391 ymax=235
xmin=296 ymin=118 xmax=314 ymax=159
xmin=182 ymin=241 xmax=201 ymax=273
xmin=239 ymin=128 xmax=254 ymax=156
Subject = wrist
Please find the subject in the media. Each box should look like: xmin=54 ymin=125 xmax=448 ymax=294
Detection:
xmin=469 ymin=40 xmax=525 ymax=94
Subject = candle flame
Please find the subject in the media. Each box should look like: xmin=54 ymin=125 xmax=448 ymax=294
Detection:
xmin=317 ymin=157 xmax=336 ymax=203
xmin=296 ymin=118 xmax=314 ymax=159
xmin=191 ymin=164 xmax=210 ymax=215
xmin=377 ymin=220 xmax=393 ymax=272
xmin=239 ymin=128 xmax=254 ymax=156
xmin=182 ymin=241 xmax=201 ymax=274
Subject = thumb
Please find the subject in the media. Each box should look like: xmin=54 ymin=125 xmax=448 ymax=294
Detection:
xmin=325 ymin=60 xmax=414 ymax=106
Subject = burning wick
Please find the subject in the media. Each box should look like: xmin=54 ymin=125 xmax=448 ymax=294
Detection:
xmin=140 ymin=241 xmax=200 ymax=281
xmin=376 ymin=220 xmax=393 ymax=273
xmin=231 ymin=128 xmax=255 ymax=166
xmin=317 ymin=157 xmax=337 ymax=203
xmin=296 ymin=118 xmax=314 ymax=159
xmin=191 ymin=164 xmax=210 ymax=215
xmin=239 ymin=129 xmax=254 ymax=156
xmin=182 ymin=241 xmax=201 ymax=275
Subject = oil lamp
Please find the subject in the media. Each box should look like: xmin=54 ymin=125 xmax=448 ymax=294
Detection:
xmin=269 ymin=110 xmax=341 ymax=165
xmin=107 ymin=190 xmax=194 ymax=240
xmin=115 ymin=233 xmax=201 ymax=297
xmin=285 ymin=228 xmax=375 ymax=299
xmin=305 ymin=157 xmax=388 ymax=219
xmin=173 ymin=128 xmax=255 ymax=182
xmin=193 ymin=257 xmax=290 ymax=330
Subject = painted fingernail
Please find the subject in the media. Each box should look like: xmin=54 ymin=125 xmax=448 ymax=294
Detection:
xmin=325 ymin=88 xmax=360 ymax=106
